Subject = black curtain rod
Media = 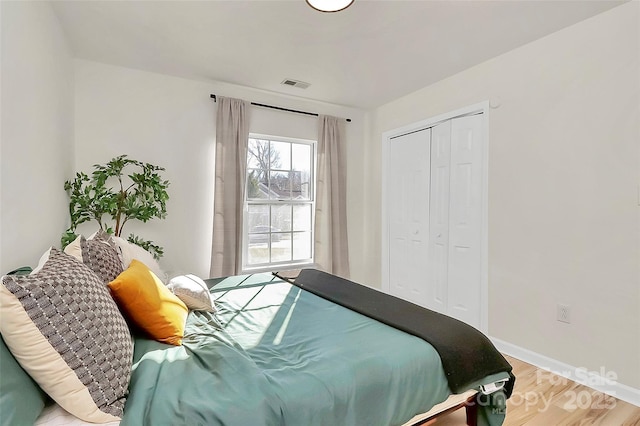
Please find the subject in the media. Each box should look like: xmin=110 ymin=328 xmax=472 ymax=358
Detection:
xmin=210 ymin=94 xmax=351 ymax=122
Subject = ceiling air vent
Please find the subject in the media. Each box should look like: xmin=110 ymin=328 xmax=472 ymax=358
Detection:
xmin=281 ymin=79 xmax=310 ymax=89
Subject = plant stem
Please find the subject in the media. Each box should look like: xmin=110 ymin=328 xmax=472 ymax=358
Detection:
xmin=115 ymin=175 xmax=125 ymax=236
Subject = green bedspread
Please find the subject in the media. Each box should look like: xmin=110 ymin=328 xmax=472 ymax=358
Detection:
xmin=121 ymin=273 xmax=504 ymax=426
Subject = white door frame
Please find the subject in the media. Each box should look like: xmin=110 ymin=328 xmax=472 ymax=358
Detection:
xmin=381 ymin=101 xmax=490 ymax=333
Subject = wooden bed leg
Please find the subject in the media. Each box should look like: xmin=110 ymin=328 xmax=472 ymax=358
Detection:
xmin=465 ymin=397 xmax=478 ymax=426
xmin=405 ymin=392 xmax=480 ymax=426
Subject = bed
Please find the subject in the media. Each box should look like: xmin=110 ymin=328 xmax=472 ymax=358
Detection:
xmin=1 ymin=243 xmax=513 ymax=426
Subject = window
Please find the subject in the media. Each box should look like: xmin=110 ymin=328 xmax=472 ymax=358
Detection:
xmin=243 ymin=135 xmax=315 ymax=271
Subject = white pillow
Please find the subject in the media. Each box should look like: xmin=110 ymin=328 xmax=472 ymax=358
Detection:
xmin=113 ymin=236 xmax=167 ymax=283
xmin=167 ymin=275 xmax=215 ymax=312
xmin=29 ymin=247 xmax=51 ymax=275
xmin=31 ymin=248 xmax=54 ymax=274
xmin=63 ymin=235 xmax=83 ymax=262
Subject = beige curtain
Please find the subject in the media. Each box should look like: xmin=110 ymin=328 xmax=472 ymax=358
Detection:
xmin=210 ymin=96 xmax=250 ymax=277
xmin=314 ymin=115 xmax=350 ymax=278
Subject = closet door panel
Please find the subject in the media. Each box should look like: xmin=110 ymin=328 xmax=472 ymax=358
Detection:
xmin=388 ymin=129 xmax=431 ymax=306
xmin=427 ymin=121 xmax=451 ymax=312
xmin=447 ymin=115 xmax=483 ymax=326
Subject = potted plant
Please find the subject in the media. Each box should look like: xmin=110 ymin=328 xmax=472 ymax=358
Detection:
xmin=62 ymin=155 xmax=170 ymax=259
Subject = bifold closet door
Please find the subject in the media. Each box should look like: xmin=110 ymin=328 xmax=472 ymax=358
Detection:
xmin=387 ymin=113 xmax=483 ymax=328
xmin=426 ymin=114 xmax=483 ymax=326
xmin=388 ymin=129 xmax=431 ymax=306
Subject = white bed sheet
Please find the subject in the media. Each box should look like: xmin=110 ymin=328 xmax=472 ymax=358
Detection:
xmin=35 ymin=404 xmax=120 ymax=426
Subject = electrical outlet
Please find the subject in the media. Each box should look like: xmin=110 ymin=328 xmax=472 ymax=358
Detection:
xmin=557 ymin=303 xmax=571 ymax=324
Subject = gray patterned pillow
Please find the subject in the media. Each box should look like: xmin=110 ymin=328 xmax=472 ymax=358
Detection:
xmin=0 ymin=248 xmax=133 ymax=422
xmin=81 ymin=231 xmax=123 ymax=283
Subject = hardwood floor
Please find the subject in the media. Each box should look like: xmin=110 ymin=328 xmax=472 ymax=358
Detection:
xmin=430 ymin=355 xmax=640 ymax=426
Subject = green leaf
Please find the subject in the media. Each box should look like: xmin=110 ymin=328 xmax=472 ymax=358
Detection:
xmin=127 ymin=234 xmax=164 ymax=260
xmin=60 ymin=229 xmax=78 ymax=249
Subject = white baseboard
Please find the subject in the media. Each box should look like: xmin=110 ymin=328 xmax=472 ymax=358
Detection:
xmin=490 ymin=337 xmax=640 ymax=408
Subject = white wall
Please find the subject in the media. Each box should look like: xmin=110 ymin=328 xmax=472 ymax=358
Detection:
xmin=74 ymin=60 xmax=367 ymax=279
xmin=0 ymin=1 xmax=74 ymax=273
xmin=362 ymin=2 xmax=639 ymax=389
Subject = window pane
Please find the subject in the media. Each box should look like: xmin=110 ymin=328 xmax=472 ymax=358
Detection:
xmin=270 ymin=171 xmax=290 ymax=199
xmin=271 ymin=141 xmax=291 ymax=170
xmin=247 ymin=138 xmax=270 ymax=169
xmin=292 ymin=143 xmax=310 ymax=171
xmin=247 ymin=170 xmax=268 ymax=199
xmin=271 ymin=205 xmax=291 ymax=232
xmin=247 ymin=205 xmax=269 ymax=229
xmin=247 ymin=218 xmax=270 ymax=265
xmin=292 ymin=232 xmax=312 ymax=260
xmin=291 ymin=171 xmax=311 ymax=199
xmin=292 ymin=144 xmax=311 ymax=199
xmin=271 ymin=234 xmax=291 ymax=262
xmin=292 ymin=205 xmax=311 ymax=231
xmin=247 ymin=242 xmax=269 ymax=265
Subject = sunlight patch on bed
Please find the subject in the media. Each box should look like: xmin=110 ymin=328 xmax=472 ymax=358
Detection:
xmin=273 ymin=289 xmax=301 ymax=345
xmin=217 ymin=282 xmax=296 ymax=349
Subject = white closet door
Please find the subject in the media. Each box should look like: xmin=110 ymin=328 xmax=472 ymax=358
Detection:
xmin=385 ymin=110 xmax=485 ymax=330
xmin=388 ymin=129 xmax=431 ymax=306
xmin=427 ymin=120 xmax=451 ymax=313
xmin=447 ymin=114 xmax=484 ymax=327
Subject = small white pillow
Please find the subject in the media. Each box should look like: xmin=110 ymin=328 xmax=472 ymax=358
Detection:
xmin=108 ymin=236 xmax=129 ymax=270
xmin=113 ymin=236 xmax=167 ymax=283
xmin=63 ymin=235 xmax=83 ymax=262
xmin=167 ymin=275 xmax=215 ymax=312
xmin=31 ymin=248 xmax=54 ymax=274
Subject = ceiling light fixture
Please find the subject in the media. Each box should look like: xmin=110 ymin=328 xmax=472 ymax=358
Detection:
xmin=306 ymin=0 xmax=354 ymax=13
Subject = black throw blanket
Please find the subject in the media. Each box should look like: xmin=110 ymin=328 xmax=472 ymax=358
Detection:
xmin=277 ymin=269 xmax=514 ymax=397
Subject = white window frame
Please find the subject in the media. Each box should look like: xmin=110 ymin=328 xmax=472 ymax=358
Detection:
xmin=242 ymin=133 xmax=316 ymax=273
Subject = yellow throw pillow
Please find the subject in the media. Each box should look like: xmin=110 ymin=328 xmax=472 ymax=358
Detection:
xmin=108 ymin=260 xmax=188 ymax=345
